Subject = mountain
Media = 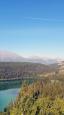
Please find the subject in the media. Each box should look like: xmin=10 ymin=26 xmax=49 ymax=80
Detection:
xmin=26 ymin=56 xmax=61 ymax=64
xmin=57 ymin=61 xmax=64 ymax=74
xmin=0 ymin=51 xmax=25 ymax=62
xmin=0 ymin=51 xmax=63 ymax=64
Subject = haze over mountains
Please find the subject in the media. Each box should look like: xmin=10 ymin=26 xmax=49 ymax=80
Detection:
xmin=0 ymin=51 xmax=63 ymax=64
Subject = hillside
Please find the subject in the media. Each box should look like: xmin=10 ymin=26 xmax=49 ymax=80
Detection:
xmin=2 ymin=81 xmax=64 ymax=115
xmin=0 ymin=62 xmax=57 ymax=81
xmin=0 ymin=62 xmax=64 ymax=115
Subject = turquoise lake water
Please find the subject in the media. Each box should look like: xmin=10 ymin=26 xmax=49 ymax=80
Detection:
xmin=0 ymin=79 xmax=34 ymax=112
xmin=0 ymin=80 xmax=22 ymax=112
xmin=0 ymin=88 xmax=20 ymax=112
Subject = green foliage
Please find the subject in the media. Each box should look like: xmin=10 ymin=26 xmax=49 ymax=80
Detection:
xmin=4 ymin=81 xmax=64 ymax=115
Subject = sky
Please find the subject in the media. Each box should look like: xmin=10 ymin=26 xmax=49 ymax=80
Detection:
xmin=0 ymin=0 xmax=64 ymax=58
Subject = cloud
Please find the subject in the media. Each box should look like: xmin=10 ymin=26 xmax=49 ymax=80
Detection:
xmin=24 ymin=17 xmax=64 ymax=22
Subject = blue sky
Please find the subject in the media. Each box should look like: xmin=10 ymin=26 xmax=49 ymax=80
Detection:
xmin=0 ymin=0 xmax=64 ymax=58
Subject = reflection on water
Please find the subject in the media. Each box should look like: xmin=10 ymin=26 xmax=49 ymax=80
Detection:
xmin=0 ymin=79 xmax=34 ymax=112
xmin=0 ymin=80 xmax=22 ymax=90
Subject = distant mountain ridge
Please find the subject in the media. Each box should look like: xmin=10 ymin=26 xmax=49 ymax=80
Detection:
xmin=0 ymin=51 xmax=25 ymax=62
xmin=0 ymin=51 xmax=63 ymax=64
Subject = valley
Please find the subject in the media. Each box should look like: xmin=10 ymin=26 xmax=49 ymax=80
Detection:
xmin=0 ymin=61 xmax=64 ymax=114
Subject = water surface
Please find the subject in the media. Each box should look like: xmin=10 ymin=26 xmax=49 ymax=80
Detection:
xmin=0 ymin=80 xmax=21 ymax=112
xmin=0 ymin=88 xmax=20 ymax=112
xmin=0 ymin=79 xmax=34 ymax=112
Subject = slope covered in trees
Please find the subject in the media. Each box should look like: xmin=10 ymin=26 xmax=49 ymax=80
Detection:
xmin=1 ymin=62 xmax=64 ymax=115
xmin=1 ymin=81 xmax=64 ymax=115
xmin=0 ymin=62 xmax=57 ymax=81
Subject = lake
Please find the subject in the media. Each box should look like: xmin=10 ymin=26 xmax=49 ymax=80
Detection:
xmin=0 ymin=79 xmax=34 ymax=112
xmin=0 ymin=80 xmax=23 ymax=112
xmin=0 ymin=88 xmax=20 ymax=112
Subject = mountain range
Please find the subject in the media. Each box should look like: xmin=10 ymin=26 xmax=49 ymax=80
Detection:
xmin=0 ymin=51 xmax=63 ymax=64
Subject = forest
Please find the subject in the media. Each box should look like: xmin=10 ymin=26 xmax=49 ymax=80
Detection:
xmin=0 ymin=62 xmax=64 ymax=115
xmin=0 ymin=62 xmax=57 ymax=81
